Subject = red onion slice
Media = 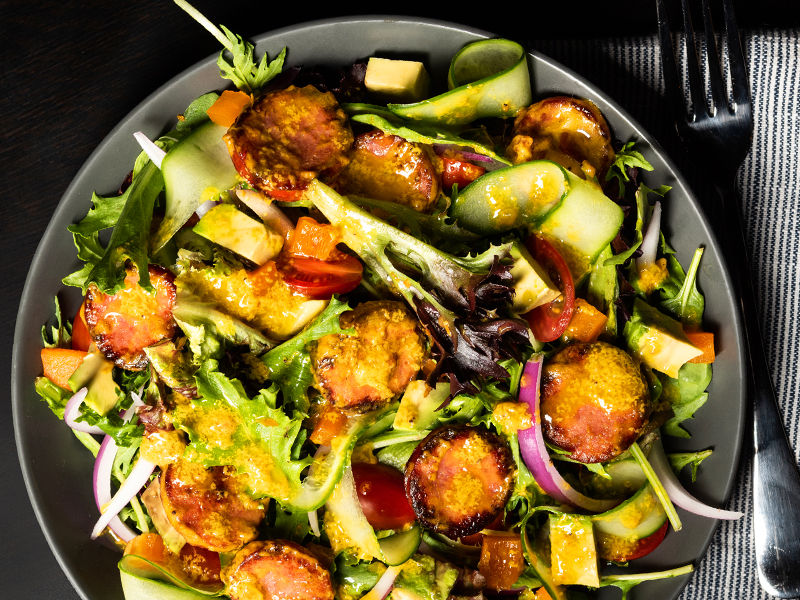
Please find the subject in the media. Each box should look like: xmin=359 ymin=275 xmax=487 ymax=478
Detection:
xmin=133 ymin=132 xmax=166 ymax=169
xmin=361 ymin=565 xmax=402 ymax=600
xmin=91 ymin=456 xmax=156 ymax=539
xmin=93 ymin=436 xmax=137 ymax=542
xmin=64 ymin=388 xmax=104 ymax=434
xmin=236 ymin=188 xmax=295 ymax=240
xmin=432 ymin=144 xmax=493 ymax=163
xmin=650 ymin=436 xmax=743 ymax=520
xmin=518 ymin=356 xmax=619 ymax=513
xmin=195 ymin=199 xmax=220 ymax=219
xmin=636 ymin=200 xmax=662 ymax=271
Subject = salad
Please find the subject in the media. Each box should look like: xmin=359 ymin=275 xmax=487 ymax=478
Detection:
xmin=33 ymin=2 xmax=743 ymax=600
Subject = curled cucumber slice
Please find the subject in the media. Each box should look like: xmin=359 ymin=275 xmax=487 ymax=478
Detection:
xmin=388 ymin=39 xmax=532 ymax=126
xmin=379 ymin=523 xmax=422 ymax=566
xmin=118 ymin=555 xmax=223 ymax=597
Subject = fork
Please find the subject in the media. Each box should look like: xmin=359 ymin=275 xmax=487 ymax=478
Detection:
xmin=657 ymin=0 xmax=800 ymax=596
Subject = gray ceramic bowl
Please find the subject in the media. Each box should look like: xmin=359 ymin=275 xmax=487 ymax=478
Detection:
xmin=12 ymin=16 xmax=745 ymax=600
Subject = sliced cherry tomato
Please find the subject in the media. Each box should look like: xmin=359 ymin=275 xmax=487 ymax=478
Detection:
xmin=266 ymin=188 xmax=304 ymax=202
xmin=351 ymin=463 xmax=416 ymax=530
xmin=601 ymin=521 xmax=669 ymax=562
xmin=459 ymin=511 xmax=504 ymax=546
xmin=522 ymin=235 xmax=575 ymax=342
xmin=281 ymin=255 xmax=363 ymax=299
xmin=71 ymin=301 xmax=92 ymax=352
xmin=441 ymin=157 xmax=486 ymax=190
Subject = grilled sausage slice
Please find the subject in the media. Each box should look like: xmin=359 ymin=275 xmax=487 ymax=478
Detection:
xmin=541 ymin=342 xmax=651 ymax=463
xmin=85 ymin=265 xmax=177 ymax=370
xmin=335 ymin=129 xmax=439 ymax=213
xmin=161 ymin=460 xmax=265 ymax=553
xmin=224 ymin=85 xmax=353 ymax=199
xmin=405 ymin=425 xmax=514 ymax=539
xmin=222 ymin=540 xmax=335 ymax=600
xmin=312 ymin=301 xmax=427 ymax=414
xmin=507 ymin=96 xmax=615 ymax=179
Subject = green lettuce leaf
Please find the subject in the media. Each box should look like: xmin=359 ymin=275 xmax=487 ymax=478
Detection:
xmin=261 ymin=296 xmax=354 ymax=414
xmin=41 ymin=296 xmax=72 ymax=349
xmin=333 ymin=552 xmax=385 ymax=600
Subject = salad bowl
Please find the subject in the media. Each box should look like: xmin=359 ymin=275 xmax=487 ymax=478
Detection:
xmin=11 ymin=15 xmax=746 ymax=600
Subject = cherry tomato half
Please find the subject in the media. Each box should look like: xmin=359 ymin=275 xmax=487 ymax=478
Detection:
xmin=351 ymin=463 xmax=416 ymax=530
xmin=599 ymin=521 xmax=669 ymax=562
xmin=522 ymin=235 xmax=575 ymax=342
xmin=71 ymin=301 xmax=92 ymax=352
xmin=441 ymin=157 xmax=486 ymax=190
xmin=281 ymin=255 xmax=363 ymax=299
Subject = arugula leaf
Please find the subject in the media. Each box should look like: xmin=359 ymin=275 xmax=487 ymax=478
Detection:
xmin=41 ymin=296 xmax=72 ymax=349
xmin=604 ymin=184 xmax=670 ymax=268
xmin=605 ymin=141 xmax=655 ymax=197
xmin=659 ymin=362 xmax=712 ymax=438
xmin=174 ymin=0 xmax=285 ymax=95
xmin=668 ymin=449 xmax=713 ymax=481
xmin=350 ymin=113 xmax=510 ymax=165
xmin=659 ymin=247 xmax=705 ymax=328
xmin=261 ymin=296 xmax=354 ymax=414
xmin=600 ymin=564 xmax=694 ymax=599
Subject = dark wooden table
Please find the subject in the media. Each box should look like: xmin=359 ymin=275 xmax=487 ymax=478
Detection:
xmin=2 ymin=1 xmax=798 ymax=598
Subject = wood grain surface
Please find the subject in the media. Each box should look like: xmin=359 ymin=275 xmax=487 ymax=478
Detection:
xmin=1 ymin=1 xmax=797 ymax=599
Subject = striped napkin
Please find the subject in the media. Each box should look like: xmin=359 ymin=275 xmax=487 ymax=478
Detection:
xmin=527 ymin=32 xmax=800 ymax=600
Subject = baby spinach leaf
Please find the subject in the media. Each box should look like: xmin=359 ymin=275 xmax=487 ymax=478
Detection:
xmin=659 ymin=247 xmax=705 ymax=328
xmin=176 ymin=92 xmax=219 ymax=132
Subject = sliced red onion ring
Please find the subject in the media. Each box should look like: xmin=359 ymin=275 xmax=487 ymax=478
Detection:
xmin=432 ymin=144 xmax=494 ymax=163
xmin=64 ymin=388 xmax=104 ymax=434
xmin=361 ymin=565 xmax=402 ymax=600
xmin=518 ymin=356 xmax=619 ymax=513
xmin=636 ymin=200 xmax=662 ymax=270
xmin=133 ymin=132 xmax=166 ymax=169
xmin=93 ymin=436 xmax=137 ymax=542
xmin=91 ymin=456 xmax=156 ymax=539
xmin=195 ymin=199 xmax=220 ymax=219
xmin=236 ymin=188 xmax=294 ymax=239
xmin=650 ymin=436 xmax=743 ymax=520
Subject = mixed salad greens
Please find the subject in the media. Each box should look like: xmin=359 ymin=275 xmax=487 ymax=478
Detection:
xmin=35 ymin=2 xmax=743 ymax=600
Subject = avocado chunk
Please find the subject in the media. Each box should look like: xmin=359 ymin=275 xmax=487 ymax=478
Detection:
xmin=365 ymin=57 xmax=430 ymax=103
xmin=509 ymin=241 xmax=561 ymax=314
xmin=193 ymin=204 xmax=284 ymax=265
xmin=393 ymin=381 xmax=450 ymax=431
xmin=68 ymin=352 xmax=121 ymax=416
xmin=549 ymin=513 xmax=600 ymax=587
xmin=625 ymin=297 xmax=702 ymax=378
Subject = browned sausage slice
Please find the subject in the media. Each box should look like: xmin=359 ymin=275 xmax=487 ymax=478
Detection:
xmin=85 ymin=264 xmax=177 ymax=370
xmin=311 ymin=301 xmax=427 ymax=414
xmin=335 ymin=129 xmax=440 ymax=213
xmin=224 ymin=85 xmax=353 ymax=199
xmin=540 ymin=342 xmax=650 ymax=463
xmin=222 ymin=540 xmax=335 ymax=600
xmin=404 ymin=425 xmax=514 ymax=539
xmin=161 ymin=460 xmax=265 ymax=553
xmin=508 ymin=96 xmax=615 ymax=179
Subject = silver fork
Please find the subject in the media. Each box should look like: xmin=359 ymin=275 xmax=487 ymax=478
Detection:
xmin=657 ymin=0 xmax=800 ymax=596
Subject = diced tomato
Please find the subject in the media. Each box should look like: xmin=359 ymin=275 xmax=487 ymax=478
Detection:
xmin=281 ymin=255 xmax=363 ymax=299
xmin=285 ymin=217 xmax=342 ymax=261
xmin=351 ymin=463 xmax=416 ymax=530
xmin=441 ymin=157 xmax=486 ymax=190
xmin=478 ymin=532 xmax=526 ymax=590
xmin=71 ymin=301 xmax=91 ymax=352
xmin=600 ymin=521 xmax=669 ymax=562
xmin=522 ymin=235 xmax=575 ymax=342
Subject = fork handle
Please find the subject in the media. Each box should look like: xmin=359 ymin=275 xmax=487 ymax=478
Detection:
xmin=718 ymin=182 xmax=800 ymax=597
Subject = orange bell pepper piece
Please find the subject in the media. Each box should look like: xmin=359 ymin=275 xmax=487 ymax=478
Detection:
xmin=478 ymin=532 xmax=526 ymax=590
xmin=206 ymin=90 xmax=252 ymax=128
xmin=285 ymin=217 xmax=342 ymax=261
xmin=310 ymin=406 xmax=348 ymax=445
xmin=41 ymin=348 xmax=87 ymax=390
xmin=564 ymin=298 xmax=608 ymax=342
xmin=686 ymin=330 xmax=715 ymax=363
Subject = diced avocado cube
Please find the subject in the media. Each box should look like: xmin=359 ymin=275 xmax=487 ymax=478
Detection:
xmin=365 ymin=57 xmax=431 ymax=103
xmin=68 ymin=352 xmax=121 ymax=416
xmin=549 ymin=513 xmax=600 ymax=587
xmin=626 ymin=298 xmax=702 ymax=378
xmin=193 ymin=204 xmax=284 ymax=265
xmin=393 ymin=381 xmax=450 ymax=431
xmin=509 ymin=241 xmax=561 ymax=314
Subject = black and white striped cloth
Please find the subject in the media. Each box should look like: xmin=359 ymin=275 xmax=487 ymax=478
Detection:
xmin=527 ymin=31 xmax=800 ymax=600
